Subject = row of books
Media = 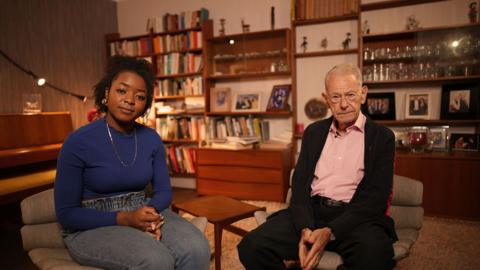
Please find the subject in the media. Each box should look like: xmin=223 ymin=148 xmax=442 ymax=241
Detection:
xmin=156 ymin=116 xmax=206 ymax=141
xmin=294 ymin=0 xmax=358 ymax=20
xmin=149 ymin=8 xmax=210 ymax=33
xmin=207 ymin=116 xmax=270 ymax=142
xmin=165 ymin=145 xmax=196 ymax=174
xmin=109 ymin=37 xmax=152 ymax=57
xmin=155 ymin=76 xmax=203 ymax=97
xmin=153 ymin=31 xmax=203 ymax=54
xmin=156 ymin=53 xmax=202 ymax=75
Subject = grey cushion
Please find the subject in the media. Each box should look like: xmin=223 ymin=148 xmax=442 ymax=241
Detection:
xmin=21 ymin=222 xmax=65 ymax=251
xmin=29 ymin=248 xmax=102 ymax=270
xmin=21 ymin=188 xmax=56 ymax=225
xmin=390 ymin=205 xmax=424 ymax=230
xmin=392 ymin=175 xmax=423 ymax=206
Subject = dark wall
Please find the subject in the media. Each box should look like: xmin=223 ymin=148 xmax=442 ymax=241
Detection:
xmin=0 ymin=0 xmax=117 ymax=129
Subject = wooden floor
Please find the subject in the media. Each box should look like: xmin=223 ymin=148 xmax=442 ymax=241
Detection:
xmin=0 ymin=188 xmax=198 ymax=270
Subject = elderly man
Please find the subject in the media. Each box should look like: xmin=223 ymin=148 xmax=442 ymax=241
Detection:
xmin=238 ymin=64 xmax=396 ymax=270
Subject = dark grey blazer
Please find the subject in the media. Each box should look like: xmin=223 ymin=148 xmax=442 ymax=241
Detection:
xmin=289 ymin=116 xmax=397 ymax=241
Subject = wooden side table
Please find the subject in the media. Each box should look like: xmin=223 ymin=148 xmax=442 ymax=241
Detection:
xmin=171 ymin=195 xmax=265 ymax=270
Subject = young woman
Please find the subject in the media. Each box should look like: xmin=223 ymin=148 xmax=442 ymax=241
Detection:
xmin=54 ymin=56 xmax=210 ymax=269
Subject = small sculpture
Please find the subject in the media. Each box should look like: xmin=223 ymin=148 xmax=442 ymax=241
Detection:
xmin=406 ymin=15 xmax=420 ymax=30
xmin=300 ymin=36 xmax=308 ymax=53
xmin=219 ymin=18 xmax=226 ymax=36
xmin=271 ymin=6 xmax=275 ymax=30
xmin=362 ymin=20 xmax=371 ymax=35
xmin=469 ymin=2 xmax=478 ymax=23
xmin=342 ymin=32 xmax=351 ymax=49
xmin=320 ymin=37 xmax=328 ymax=50
xmin=241 ymin=19 xmax=250 ymax=33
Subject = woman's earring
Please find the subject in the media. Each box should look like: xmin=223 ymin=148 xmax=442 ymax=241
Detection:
xmin=101 ymin=98 xmax=107 ymax=105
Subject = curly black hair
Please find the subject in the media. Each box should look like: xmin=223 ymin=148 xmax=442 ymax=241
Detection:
xmin=94 ymin=55 xmax=155 ymax=115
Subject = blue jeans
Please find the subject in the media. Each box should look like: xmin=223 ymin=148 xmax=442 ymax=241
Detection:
xmin=64 ymin=193 xmax=210 ymax=269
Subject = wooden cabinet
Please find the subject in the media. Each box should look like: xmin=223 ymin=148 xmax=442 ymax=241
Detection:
xmin=395 ymin=151 xmax=480 ymax=220
xmin=196 ymin=148 xmax=292 ymax=202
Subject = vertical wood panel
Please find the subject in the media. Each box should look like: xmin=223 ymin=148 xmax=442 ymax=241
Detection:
xmin=0 ymin=0 xmax=117 ymax=129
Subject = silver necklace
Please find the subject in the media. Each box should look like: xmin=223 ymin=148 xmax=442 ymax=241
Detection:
xmin=106 ymin=119 xmax=137 ymax=167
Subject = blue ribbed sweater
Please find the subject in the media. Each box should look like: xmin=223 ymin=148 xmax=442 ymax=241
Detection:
xmin=54 ymin=118 xmax=172 ymax=230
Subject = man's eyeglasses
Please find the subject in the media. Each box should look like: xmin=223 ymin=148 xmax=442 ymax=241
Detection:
xmin=328 ymin=92 xmax=359 ymax=104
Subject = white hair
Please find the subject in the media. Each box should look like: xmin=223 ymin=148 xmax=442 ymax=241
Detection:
xmin=325 ymin=63 xmax=362 ymax=89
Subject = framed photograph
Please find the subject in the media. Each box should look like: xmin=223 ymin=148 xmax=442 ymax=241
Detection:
xmin=210 ymin=87 xmax=231 ymax=113
xmin=233 ymin=93 xmax=261 ymax=112
xmin=429 ymin=126 xmax=449 ymax=151
xmin=267 ymin=84 xmax=291 ymax=111
xmin=450 ymin=133 xmax=478 ymax=152
xmin=441 ymin=83 xmax=480 ymax=120
xmin=405 ymin=92 xmax=431 ymax=119
xmin=361 ymin=92 xmax=395 ymax=120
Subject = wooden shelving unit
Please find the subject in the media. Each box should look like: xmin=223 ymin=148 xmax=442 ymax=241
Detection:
xmin=154 ymin=94 xmax=204 ymax=101
xmin=206 ymin=111 xmax=292 ymax=117
xmin=204 ymin=28 xmax=293 ymax=142
xmin=360 ymin=0 xmax=447 ymax=11
xmin=295 ymin=48 xmax=358 ymax=58
xmin=293 ymin=13 xmax=359 ymax=26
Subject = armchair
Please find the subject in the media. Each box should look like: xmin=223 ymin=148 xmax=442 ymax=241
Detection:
xmin=20 ymin=189 xmax=208 ymax=270
xmin=254 ymin=174 xmax=424 ymax=270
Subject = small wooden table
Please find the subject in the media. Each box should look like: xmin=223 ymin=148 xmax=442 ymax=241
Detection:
xmin=172 ymin=195 xmax=265 ymax=270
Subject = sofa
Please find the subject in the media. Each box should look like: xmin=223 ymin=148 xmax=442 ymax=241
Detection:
xmin=20 ymin=188 xmax=208 ymax=270
xmin=254 ymin=174 xmax=424 ymax=269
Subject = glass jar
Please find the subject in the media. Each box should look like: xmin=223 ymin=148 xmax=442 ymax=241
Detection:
xmin=407 ymin=126 xmax=430 ymax=153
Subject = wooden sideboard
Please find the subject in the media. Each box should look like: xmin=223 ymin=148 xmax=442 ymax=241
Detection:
xmin=196 ymin=148 xmax=292 ymax=202
xmin=0 ymin=112 xmax=73 ymax=204
xmin=395 ymin=151 xmax=480 ymax=220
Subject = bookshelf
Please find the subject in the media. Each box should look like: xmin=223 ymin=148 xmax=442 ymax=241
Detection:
xmin=203 ymin=28 xmax=293 ymax=145
xmin=107 ymin=18 xmax=213 ymax=177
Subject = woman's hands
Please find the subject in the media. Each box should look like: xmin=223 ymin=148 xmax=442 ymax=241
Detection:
xmin=116 ymin=206 xmax=164 ymax=240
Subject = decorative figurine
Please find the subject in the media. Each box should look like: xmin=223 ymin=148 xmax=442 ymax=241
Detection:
xmin=342 ymin=32 xmax=351 ymax=49
xmin=241 ymin=19 xmax=250 ymax=33
xmin=219 ymin=18 xmax=226 ymax=36
xmin=406 ymin=15 xmax=420 ymax=30
xmin=469 ymin=2 xmax=478 ymax=23
xmin=271 ymin=6 xmax=275 ymax=30
xmin=300 ymin=36 xmax=308 ymax=53
xmin=362 ymin=20 xmax=371 ymax=35
xmin=320 ymin=37 xmax=328 ymax=50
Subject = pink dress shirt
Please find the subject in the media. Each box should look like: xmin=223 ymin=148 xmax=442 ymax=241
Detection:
xmin=310 ymin=112 xmax=366 ymax=202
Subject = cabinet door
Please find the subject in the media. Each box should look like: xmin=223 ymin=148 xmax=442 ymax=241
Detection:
xmin=395 ymin=154 xmax=480 ymax=219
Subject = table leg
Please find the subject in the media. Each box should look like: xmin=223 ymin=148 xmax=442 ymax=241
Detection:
xmin=214 ymin=223 xmax=223 ymax=270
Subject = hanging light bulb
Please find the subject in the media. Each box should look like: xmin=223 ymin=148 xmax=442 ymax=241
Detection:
xmin=37 ymin=78 xmax=46 ymax=86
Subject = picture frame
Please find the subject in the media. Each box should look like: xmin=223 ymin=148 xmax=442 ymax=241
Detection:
xmin=361 ymin=92 xmax=395 ymax=120
xmin=233 ymin=92 xmax=261 ymax=112
xmin=405 ymin=92 xmax=431 ymax=119
xmin=450 ymin=133 xmax=478 ymax=152
xmin=440 ymin=83 xmax=480 ymax=120
xmin=429 ymin=126 xmax=449 ymax=151
xmin=267 ymin=84 xmax=291 ymax=111
xmin=210 ymin=87 xmax=231 ymax=113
